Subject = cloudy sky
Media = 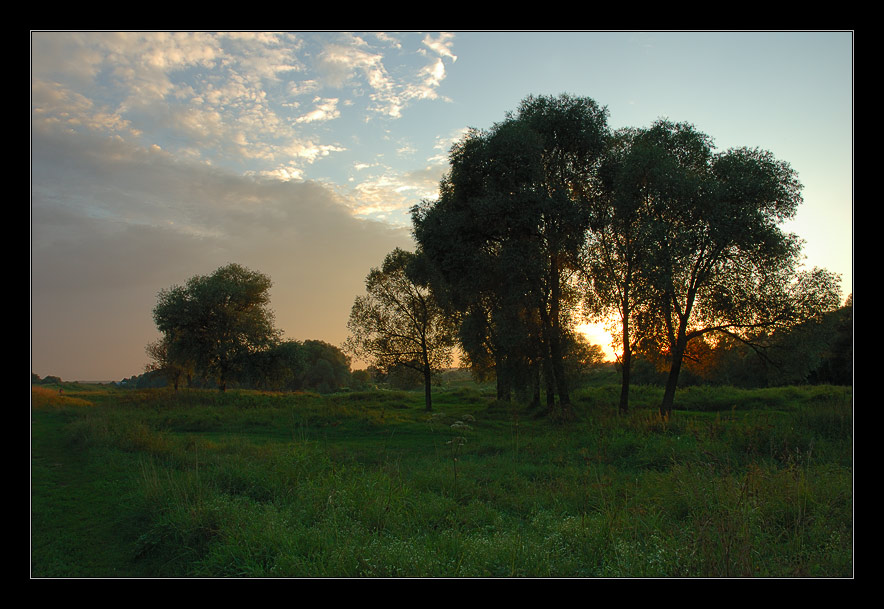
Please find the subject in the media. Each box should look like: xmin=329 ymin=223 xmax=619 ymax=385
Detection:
xmin=31 ymin=31 xmax=853 ymax=381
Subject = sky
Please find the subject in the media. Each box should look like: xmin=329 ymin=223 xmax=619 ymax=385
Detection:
xmin=31 ymin=31 xmax=853 ymax=381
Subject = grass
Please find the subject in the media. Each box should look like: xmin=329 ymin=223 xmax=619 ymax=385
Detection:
xmin=31 ymin=381 xmax=853 ymax=578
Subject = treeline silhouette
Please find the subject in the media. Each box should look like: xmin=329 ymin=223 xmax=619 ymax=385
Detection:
xmin=407 ymin=94 xmax=844 ymax=418
xmin=131 ymin=338 xmax=351 ymax=393
xmin=621 ymin=294 xmax=852 ymax=389
xmin=126 ymin=94 xmax=848 ymax=414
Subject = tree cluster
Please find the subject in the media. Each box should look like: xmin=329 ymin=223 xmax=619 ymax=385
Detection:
xmin=403 ymin=94 xmax=844 ymax=418
xmin=32 ymin=373 xmax=63 ymax=385
xmin=149 ymin=263 xmax=351 ymax=393
xmin=145 ymin=94 xmax=847 ymax=417
xmin=660 ymin=293 xmax=853 ymax=389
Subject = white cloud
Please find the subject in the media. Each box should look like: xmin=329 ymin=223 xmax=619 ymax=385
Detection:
xmin=346 ymin=163 xmax=446 ymax=225
xmin=316 ymin=34 xmax=388 ymax=90
xmin=295 ymin=97 xmax=341 ymax=123
xmin=422 ymin=32 xmax=458 ymax=62
xmin=31 ymin=80 xmax=136 ymax=135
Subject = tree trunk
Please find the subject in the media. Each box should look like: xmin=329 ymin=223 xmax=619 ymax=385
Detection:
xmin=423 ymin=366 xmax=433 ymax=411
xmin=619 ymin=348 xmax=631 ymax=414
xmin=660 ymin=334 xmax=687 ymax=419
xmin=531 ymin=364 xmax=541 ymax=409
xmin=660 ymin=287 xmax=697 ymax=419
xmin=619 ymin=285 xmax=631 ymax=414
xmin=496 ymin=352 xmax=511 ymax=402
xmin=548 ymin=255 xmax=572 ymax=416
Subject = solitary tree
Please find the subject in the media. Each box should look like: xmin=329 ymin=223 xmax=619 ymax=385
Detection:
xmin=629 ymin=121 xmax=842 ymax=417
xmin=346 ymin=248 xmax=457 ymax=411
xmin=152 ymin=263 xmax=279 ymax=391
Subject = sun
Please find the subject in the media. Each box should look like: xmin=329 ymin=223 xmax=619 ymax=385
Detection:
xmin=575 ymin=321 xmax=618 ymax=362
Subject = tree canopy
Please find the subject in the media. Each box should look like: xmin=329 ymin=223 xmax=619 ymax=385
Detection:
xmin=412 ymin=94 xmax=610 ymax=419
xmin=152 ymin=263 xmax=279 ymax=391
xmin=620 ymin=120 xmax=842 ymax=416
xmin=414 ymin=96 xmax=844 ymax=418
xmin=345 ymin=248 xmax=457 ymax=411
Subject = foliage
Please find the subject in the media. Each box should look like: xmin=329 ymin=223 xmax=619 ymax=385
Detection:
xmin=413 ymin=94 xmax=610 ymax=418
xmin=673 ymin=294 xmax=853 ymax=389
xmin=301 ymin=339 xmax=352 ymax=393
xmin=32 ymin=373 xmax=63 ymax=385
xmin=346 ymin=248 xmax=457 ymax=410
xmin=145 ymin=335 xmax=193 ymax=390
xmin=807 ymin=294 xmax=852 ymax=386
xmin=583 ymin=126 xmax=684 ymax=413
xmin=152 ymin=264 xmax=280 ymax=391
xmin=612 ymin=121 xmax=843 ymax=416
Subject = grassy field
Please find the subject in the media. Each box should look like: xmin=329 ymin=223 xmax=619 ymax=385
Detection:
xmin=30 ymin=379 xmax=853 ymax=578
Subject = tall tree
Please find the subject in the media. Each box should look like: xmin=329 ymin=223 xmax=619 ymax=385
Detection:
xmin=345 ymin=248 xmax=457 ymax=411
xmin=583 ymin=126 xmax=665 ymax=413
xmin=152 ymin=263 xmax=279 ymax=391
xmin=413 ymin=94 xmax=609 ymax=419
xmin=630 ymin=120 xmax=842 ymax=417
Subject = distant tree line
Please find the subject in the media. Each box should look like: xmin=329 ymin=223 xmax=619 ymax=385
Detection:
xmin=146 ymin=263 xmax=351 ymax=393
xmin=648 ymin=293 xmax=853 ymax=389
xmin=32 ymin=373 xmax=63 ymax=385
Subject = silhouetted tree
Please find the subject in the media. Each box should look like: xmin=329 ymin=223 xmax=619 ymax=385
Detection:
xmin=300 ymin=340 xmax=351 ymax=393
xmin=145 ymin=335 xmax=193 ymax=390
xmin=413 ymin=94 xmax=609 ymax=419
xmin=237 ymin=339 xmax=307 ymax=391
xmin=809 ymin=294 xmax=852 ymax=385
xmin=584 ymin=126 xmax=670 ymax=413
xmin=628 ymin=121 xmax=842 ymax=417
xmin=152 ymin=263 xmax=279 ymax=391
xmin=346 ymin=248 xmax=457 ymax=411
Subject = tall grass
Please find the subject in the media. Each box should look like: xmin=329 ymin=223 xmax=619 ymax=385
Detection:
xmin=32 ymin=383 xmax=852 ymax=577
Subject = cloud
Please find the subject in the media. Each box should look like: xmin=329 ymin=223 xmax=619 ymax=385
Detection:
xmin=31 ymin=80 xmax=137 ymax=136
xmin=310 ymin=32 xmax=456 ymax=119
xmin=294 ymin=97 xmax=341 ymax=123
xmin=31 ymin=123 xmax=412 ymax=380
xmin=422 ymin=32 xmax=458 ymax=62
xmin=316 ymin=33 xmax=388 ymax=90
xmin=30 ymin=31 xmax=464 ymax=379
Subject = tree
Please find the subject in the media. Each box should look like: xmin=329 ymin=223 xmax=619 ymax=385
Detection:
xmin=412 ymin=94 xmax=609 ymax=419
xmin=152 ymin=263 xmax=279 ymax=391
xmin=144 ymin=335 xmax=193 ymax=390
xmin=628 ymin=120 xmax=842 ymax=417
xmin=301 ymin=340 xmax=352 ymax=393
xmin=583 ymin=126 xmax=669 ymax=413
xmin=346 ymin=248 xmax=457 ymax=411
xmin=238 ymin=339 xmax=306 ymax=391
xmin=808 ymin=294 xmax=853 ymax=385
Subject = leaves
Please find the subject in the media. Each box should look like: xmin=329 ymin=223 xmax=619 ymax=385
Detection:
xmin=152 ymin=264 xmax=279 ymax=390
xmin=346 ymin=249 xmax=457 ymax=409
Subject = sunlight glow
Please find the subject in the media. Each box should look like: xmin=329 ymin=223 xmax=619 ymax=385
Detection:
xmin=576 ymin=321 xmax=619 ymax=362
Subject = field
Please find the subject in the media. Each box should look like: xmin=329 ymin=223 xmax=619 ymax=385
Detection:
xmin=30 ymin=377 xmax=853 ymax=578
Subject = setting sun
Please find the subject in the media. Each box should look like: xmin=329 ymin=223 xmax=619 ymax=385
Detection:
xmin=576 ymin=321 xmax=618 ymax=362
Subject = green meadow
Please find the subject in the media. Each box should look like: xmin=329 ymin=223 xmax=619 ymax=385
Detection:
xmin=31 ymin=378 xmax=853 ymax=578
